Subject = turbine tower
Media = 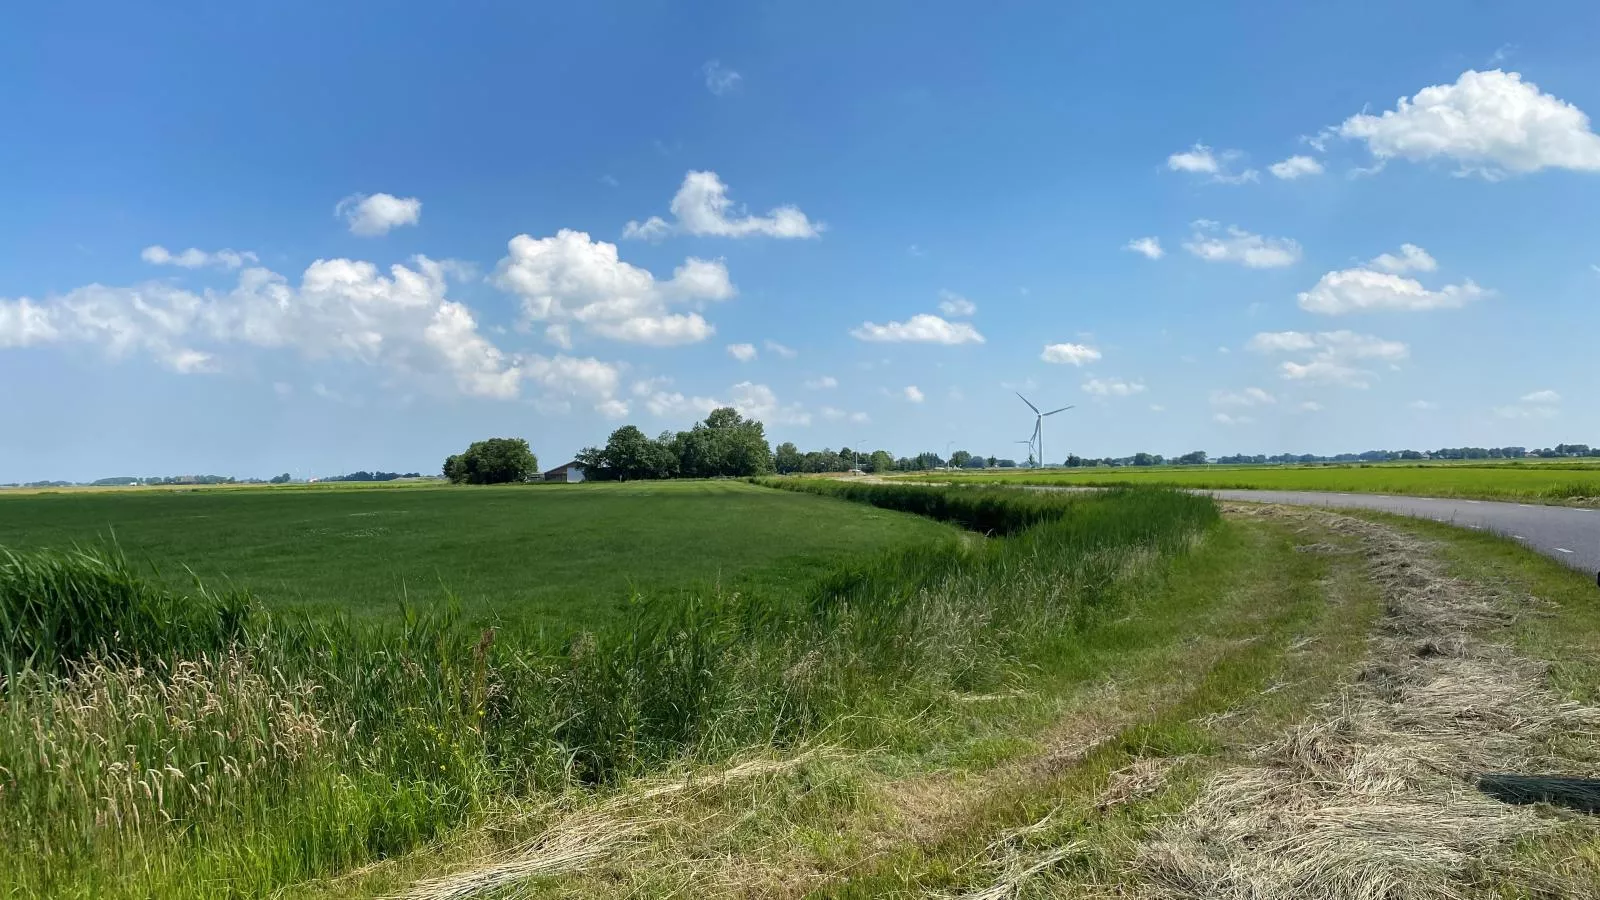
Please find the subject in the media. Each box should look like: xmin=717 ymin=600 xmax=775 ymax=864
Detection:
xmin=1015 ymin=392 xmax=1074 ymax=468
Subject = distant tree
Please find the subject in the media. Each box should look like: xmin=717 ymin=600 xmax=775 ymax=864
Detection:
xmin=962 ymin=456 xmax=986 ymax=469
xmin=986 ymin=456 xmax=998 ymax=468
xmin=444 ymin=438 xmax=539 ymax=485
xmin=915 ymin=451 xmax=944 ymax=470
xmin=949 ymin=449 xmax=973 ymax=468
xmin=270 ymin=473 xmax=291 ymax=484
xmin=1133 ymin=452 xmax=1156 ymax=467
xmin=996 ymin=458 xmax=1017 ymax=468
xmin=868 ymin=450 xmax=895 ymax=473
xmin=773 ymin=442 xmax=803 ymax=474
xmin=1176 ymin=451 xmax=1207 ymax=466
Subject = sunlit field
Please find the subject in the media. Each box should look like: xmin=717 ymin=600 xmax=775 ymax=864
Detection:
xmin=0 ymin=480 xmax=959 ymax=629
xmin=902 ymin=459 xmax=1600 ymax=504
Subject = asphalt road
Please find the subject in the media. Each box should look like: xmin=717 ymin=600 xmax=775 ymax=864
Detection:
xmin=1202 ymin=489 xmax=1600 ymax=581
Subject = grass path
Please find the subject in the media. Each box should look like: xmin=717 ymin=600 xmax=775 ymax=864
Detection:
xmin=341 ymin=504 xmax=1600 ymax=899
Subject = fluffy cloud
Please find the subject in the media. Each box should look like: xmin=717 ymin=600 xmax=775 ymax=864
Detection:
xmin=1183 ymin=222 xmax=1301 ymax=268
xmin=1495 ymin=389 xmax=1561 ymax=419
xmin=1409 ymin=400 xmax=1439 ymax=410
xmin=903 ymin=385 xmax=925 ymax=403
xmin=335 ymin=193 xmax=422 ymax=236
xmin=805 ymin=375 xmax=838 ymax=389
xmin=1167 ymin=143 xmax=1259 ymax=183
xmin=1268 ymin=155 xmax=1324 ymax=179
xmin=850 ymin=314 xmax=984 ymax=345
xmin=494 ymin=229 xmax=734 ymax=346
xmin=1245 ymin=331 xmax=1317 ymax=353
xmin=1370 ymin=243 xmax=1437 ymax=274
xmin=0 ymin=256 xmax=626 ymax=409
xmin=142 ymin=246 xmax=258 ymax=269
xmin=636 ymin=379 xmax=810 ymax=425
xmin=726 ymin=342 xmax=757 ymax=362
xmin=702 ymin=60 xmax=742 ymax=96
xmin=1298 ymin=401 xmax=1323 ymax=412
xmin=1040 ymin=342 xmax=1101 ymax=366
xmin=1210 ymin=387 xmax=1276 ymax=407
xmin=624 ymin=171 xmax=821 ymax=240
xmin=1297 ymin=246 xmax=1484 ymax=314
xmin=1082 ymin=377 xmax=1145 ymax=397
xmin=820 ymin=406 xmax=869 ymax=423
xmin=1249 ymin=329 xmax=1409 ymax=388
xmin=1213 ymin=412 xmax=1254 ymax=426
xmin=1337 ymin=70 xmax=1600 ymax=178
xmin=1124 ymin=236 xmax=1164 ymax=260
xmin=763 ymin=339 xmax=797 ymax=358
xmin=937 ymin=290 xmax=977 ymax=317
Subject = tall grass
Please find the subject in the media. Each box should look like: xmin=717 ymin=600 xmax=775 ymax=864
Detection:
xmin=0 ymin=484 xmax=1217 ymax=898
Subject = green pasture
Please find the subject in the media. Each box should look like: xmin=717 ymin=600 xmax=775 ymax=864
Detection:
xmin=906 ymin=459 xmax=1600 ymax=503
xmin=0 ymin=480 xmax=958 ymax=629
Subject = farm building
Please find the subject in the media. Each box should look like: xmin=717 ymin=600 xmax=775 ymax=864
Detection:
xmin=542 ymin=461 xmax=587 ymax=483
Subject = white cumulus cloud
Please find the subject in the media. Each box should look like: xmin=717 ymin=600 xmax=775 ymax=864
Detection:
xmin=804 ymin=375 xmax=838 ymax=389
xmin=1336 ymin=69 xmax=1600 ymax=178
xmin=1369 ymin=243 xmax=1438 ymax=274
xmin=494 ymin=229 xmax=734 ymax=346
xmin=937 ymin=290 xmax=977 ymax=317
xmin=903 ymin=385 xmax=925 ymax=403
xmin=850 ymin=314 xmax=984 ymax=345
xmin=1040 ymin=342 xmax=1101 ymax=366
xmin=726 ymin=342 xmax=757 ymax=362
xmin=1495 ymin=389 xmax=1561 ymax=419
xmin=0 ymin=255 xmax=627 ymax=410
xmin=1124 ymin=236 xmax=1164 ymax=259
xmin=142 ymin=246 xmax=258 ymax=269
xmin=1167 ymin=143 xmax=1259 ymax=183
xmin=763 ymin=339 xmax=797 ymax=358
xmin=624 ymin=171 xmax=821 ymax=240
xmin=1082 ymin=377 xmax=1145 ymax=397
xmin=335 ymin=192 xmax=422 ymax=236
xmin=1268 ymin=155 xmax=1325 ymax=179
xmin=1213 ymin=412 xmax=1254 ymax=426
xmin=1297 ymin=246 xmax=1484 ymax=314
xmin=1248 ymin=329 xmax=1409 ymax=388
xmin=1183 ymin=222 xmax=1301 ymax=268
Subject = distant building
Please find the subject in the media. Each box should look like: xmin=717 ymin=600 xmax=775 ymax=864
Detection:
xmin=542 ymin=461 xmax=587 ymax=483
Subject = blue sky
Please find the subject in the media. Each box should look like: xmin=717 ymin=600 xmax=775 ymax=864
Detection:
xmin=3 ymin=2 xmax=1599 ymax=480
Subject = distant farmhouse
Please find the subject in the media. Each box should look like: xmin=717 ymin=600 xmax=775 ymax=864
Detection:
xmin=542 ymin=461 xmax=586 ymax=483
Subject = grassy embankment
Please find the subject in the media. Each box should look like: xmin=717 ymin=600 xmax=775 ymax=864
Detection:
xmin=0 ymin=481 xmax=956 ymax=629
xmin=0 ymin=480 xmax=1217 ymax=898
xmin=905 ymin=457 xmax=1600 ymax=504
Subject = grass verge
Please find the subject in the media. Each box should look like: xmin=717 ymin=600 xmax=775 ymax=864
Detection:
xmin=0 ymin=483 xmax=1216 ymax=898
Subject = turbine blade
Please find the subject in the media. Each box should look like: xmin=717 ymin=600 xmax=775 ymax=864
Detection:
xmin=1015 ymin=392 xmax=1040 ymax=414
xmin=1043 ymin=405 xmax=1075 ymax=416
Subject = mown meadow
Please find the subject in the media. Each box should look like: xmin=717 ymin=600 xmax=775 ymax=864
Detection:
xmin=905 ymin=458 xmax=1600 ymax=504
xmin=0 ymin=479 xmax=1218 ymax=898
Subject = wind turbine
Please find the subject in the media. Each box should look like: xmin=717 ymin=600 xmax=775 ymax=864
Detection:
xmin=1014 ymin=438 xmax=1037 ymax=468
xmin=1015 ymin=393 xmax=1074 ymax=468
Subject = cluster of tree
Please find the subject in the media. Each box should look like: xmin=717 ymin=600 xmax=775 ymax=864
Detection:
xmin=322 ymin=470 xmax=421 ymax=482
xmin=444 ymin=438 xmax=540 ymax=484
xmin=576 ymin=408 xmax=773 ymax=480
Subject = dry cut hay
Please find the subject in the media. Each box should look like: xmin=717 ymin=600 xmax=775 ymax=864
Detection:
xmin=1132 ymin=508 xmax=1600 ymax=900
xmin=394 ymin=752 xmax=827 ymax=900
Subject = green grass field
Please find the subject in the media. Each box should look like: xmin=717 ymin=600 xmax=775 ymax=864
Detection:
xmin=904 ymin=459 xmax=1600 ymax=504
xmin=0 ymin=480 xmax=959 ymax=629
